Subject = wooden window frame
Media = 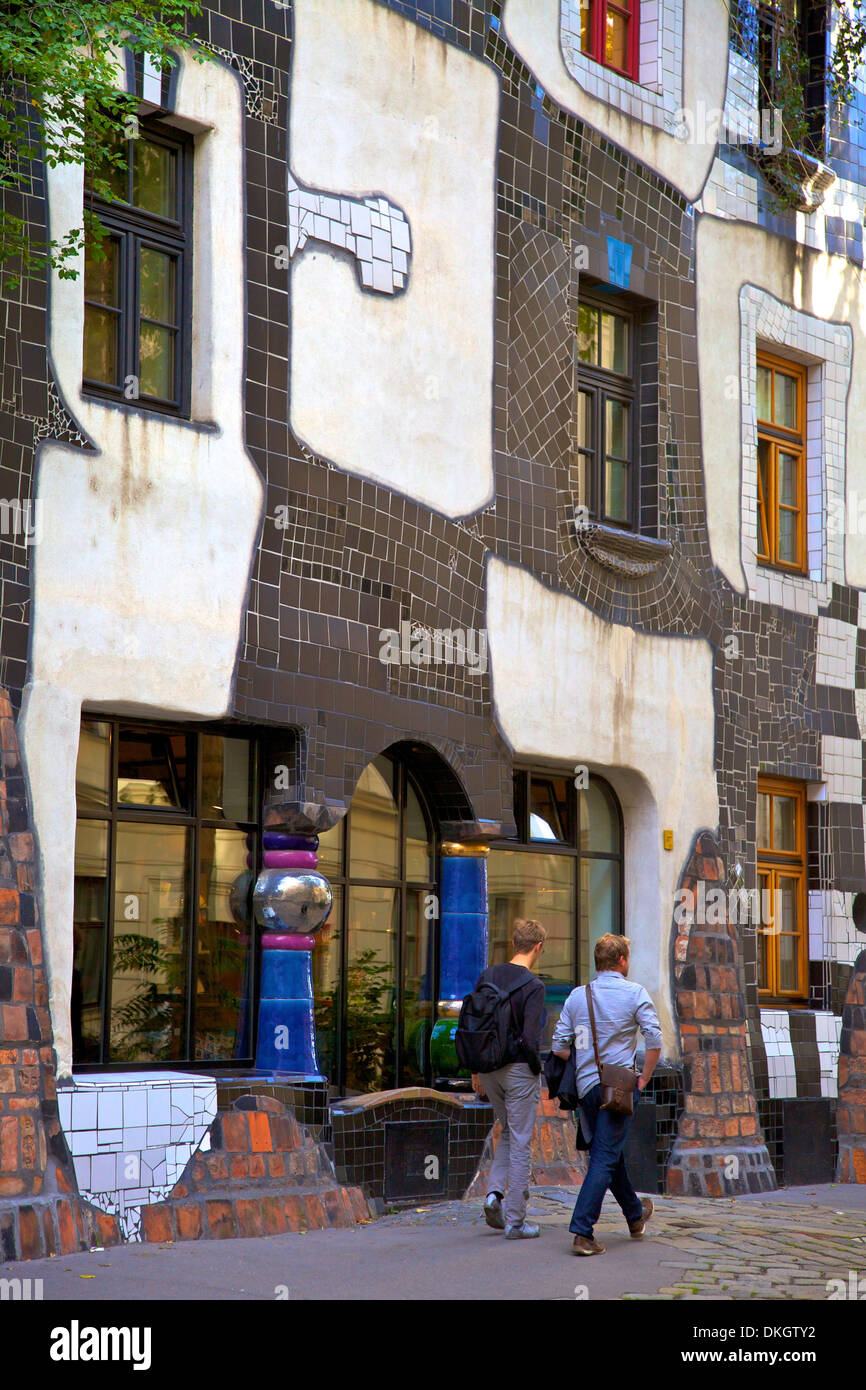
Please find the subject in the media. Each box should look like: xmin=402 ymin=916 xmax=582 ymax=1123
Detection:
xmin=576 ymin=294 xmax=639 ymax=529
xmin=756 ymin=350 xmax=808 ymax=574
xmin=83 ymin=120 xmax=192 ymax=417
xmin=756 ymin=774 xmax=809 ymax=1004
xmin=580 ymin=0 xmax=641 ymax=81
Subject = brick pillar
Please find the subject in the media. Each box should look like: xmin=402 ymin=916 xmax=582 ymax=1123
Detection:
xmin=0 ymin=688 xmax=120 ymax=1259
xmin=836 ymin=948 xmax=866 ymax=1183
xmin=666 ymin=832 xmax=776 ymax=1197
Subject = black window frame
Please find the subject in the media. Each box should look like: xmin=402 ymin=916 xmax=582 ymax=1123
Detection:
xmin=73 ymin=717 xmax=261 ymax=1071
xmin=83 ymin=119 xmax=193 ymax=417
xmin=575 ymin=292 xmax=639 ymax=530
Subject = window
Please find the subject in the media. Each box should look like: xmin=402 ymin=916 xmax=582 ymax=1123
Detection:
xmin=756 ymin=351 xmax=807 ymax=572
xmin=489 ymin=770 xmax=624 ymax=1046
xmin=580 ymin=0 xmax=640 ymax=80
xmin=576 ymin=297 xmax=637 ymax=528
xmin=83 ymin=122 xmax=191 ymax=413
xmin=753 ymin=1 xmax=827 ymax=157
xmin=756 ymin=776 xmax=808 ymax=1001
xmin=313 ymin=754 xmax=437 ymax=1095
xmin=73 ymin=719 xmax=259 ymax=1066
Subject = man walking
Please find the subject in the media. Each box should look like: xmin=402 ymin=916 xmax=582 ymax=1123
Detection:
xmin=552 ymin=933 xmax=661 ymax=1255
xmin=470 ymin=919 xmax=547 ymax=1239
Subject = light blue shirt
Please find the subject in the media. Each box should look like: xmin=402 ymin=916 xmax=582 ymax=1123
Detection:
xmin=551 ymin=970 xmax=663 ymax=1099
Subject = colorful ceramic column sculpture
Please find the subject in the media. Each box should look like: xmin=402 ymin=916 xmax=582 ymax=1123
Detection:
xmin=253 ymin=832 xmax=332 ymax=1077
xmin=430 ymin=840 xmax=489 ymax=1082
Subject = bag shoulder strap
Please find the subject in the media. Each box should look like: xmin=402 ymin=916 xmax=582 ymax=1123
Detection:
xmin=585 ymin=982 xmax=603 ymax=1075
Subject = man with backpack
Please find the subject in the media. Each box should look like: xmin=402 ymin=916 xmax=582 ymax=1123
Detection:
xmin=456 ymin=919 xmax=547 ymax=1239
xmin=551 ymin=933 xmax=661 ymax=1256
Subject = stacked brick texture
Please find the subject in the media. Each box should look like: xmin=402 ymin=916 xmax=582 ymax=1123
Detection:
xmin=0 ymin=688 xmax=121 ymax=1259
xmin=140 ymin=1095 xmax=370 ymax=1242
xmin=667 ymin=832 xmax=776 ymax=1197
xmin=467 ymin=1088 xmax=587 ymax=1196
xmin=837 ymin=948 xmax=866 ymax=1183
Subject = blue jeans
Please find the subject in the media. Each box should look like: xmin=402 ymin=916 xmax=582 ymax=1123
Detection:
xmin=569 ymin=1084 xmax=642 ymax=1237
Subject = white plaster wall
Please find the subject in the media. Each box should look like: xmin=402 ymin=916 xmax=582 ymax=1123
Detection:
xmin=289 ymin=0 xmax=499 ymax=517
xmin=485 ymin=557 xmax=719 ymax=1055
xmin=502 ymin=0 xmax=729 ymax=203
xmin=695 ymin=216 xmax=866 ymax=594
xmin=20 ymin=53 xmax=264 ymax=1078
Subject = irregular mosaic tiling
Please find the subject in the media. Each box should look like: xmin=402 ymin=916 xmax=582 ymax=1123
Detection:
xmin=287 ymin=174 xmax=411 ymax=294
xmin=57 ymin=1074 xmax=217 ymax=1241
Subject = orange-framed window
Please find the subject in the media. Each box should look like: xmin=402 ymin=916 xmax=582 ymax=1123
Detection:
xmin=580 ymin=0 xmax=640 ymax=81
xmin=755 ymin=351 xmax=807 ymax=573
xmin=757 ymin=776 xmax=808 ymax=1002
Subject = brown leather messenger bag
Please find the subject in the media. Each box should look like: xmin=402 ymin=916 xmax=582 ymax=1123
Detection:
xmin=585 ymin=982 xmax=638 ymax=1117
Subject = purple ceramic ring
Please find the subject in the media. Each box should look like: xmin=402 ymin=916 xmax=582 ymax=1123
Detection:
xmin=263 ymin=850 xmax=318 ymax=870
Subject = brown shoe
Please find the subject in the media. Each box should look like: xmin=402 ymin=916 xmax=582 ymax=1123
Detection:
xmin=629 ymin=1198 xmax=654 ymax=1237
xmin=572 ymin=1234 xmax=605 ymax=1256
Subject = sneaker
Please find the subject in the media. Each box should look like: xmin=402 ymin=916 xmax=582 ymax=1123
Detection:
xmin=628 ymin=1198 xmax=654 ymax=1238
xmin=483 ymin=1193 xmax=505 ymax=1230
xmin=572 ymin=1234 xmax=605 ymax=1255
xmin=505 ymin=1221 xmax=540 ymax=1239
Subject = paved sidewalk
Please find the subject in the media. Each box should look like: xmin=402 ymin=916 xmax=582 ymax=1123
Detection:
xmin=8 ymin=1183 xmax=866 ymax=1301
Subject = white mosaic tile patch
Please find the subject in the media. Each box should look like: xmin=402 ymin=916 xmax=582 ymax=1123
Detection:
xmin=57 ymin=1072 xmax=217 ymax=1242
xmin=287 ymin=174 xmax=411 ymax=295
xmin=760 ymin=1009 xmax=797 ymax=1099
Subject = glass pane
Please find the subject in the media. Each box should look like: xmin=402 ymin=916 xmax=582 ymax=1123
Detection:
xmin=758 ymin=871 xmax=774 ymax=930
xmin=132 ymin=138 xmax=177 ymax=219
xmin=580 ymin=855 xmax=621 ymax=983
xmin=758 ymin=924 xmax=770 ymax=990
xmin=600 ymin=311 xmax=628 ymax=373
xmin=757 ymin=872 xmax=771 ymax=988
xmin=605 ymin=8 xmax=628 ymax=69
xmin=580 ymin=778 xmax=620 ymax=853
xmin=757 ymin=437 xmax=771 ymax=555
xmin=605 ymin=398 xmax=629 ymax=458
xmin=110 ymin=822 xmax=190 ymax=1062
xmin=580 ymin=0 xmax=592 ymax=52
xmin=778 ymin=451 xmax=798 ymax=507
xmin=312 ymin=884 xmax=342 ymax=1083
xmin=577 ymin=451 xmax=592 ymax=509
xmin=530 ymin=776 xmax=570 ymax=843
xmin=200 ymin=735 xmax=255 ymax=823
xmin=488 ymin=851 xmax=575 ymax=1049
xmin=76 ymin=720 xmax=111 ymax=812
xmin=139 ymin=247 xmax=176 ymax=324
xmin=405 ymin=780 xmax=432 ymax=882
xmin=577 ymin=390 xmax=592 ymax=449
xmin=777 ymin=876 xmax=798 ymax=934
xmin=73 ymin=819 xmax=109 ymax=1063
xmin=605 ymin=455 xmax=630 ymax=522
xmin=317 ymin=819 xmax=344 ymax=878
xmin=775 ymin=370 xmax=797 ymax=429
xmin=757 ymin=793 xmax=771 ymax=850
xmin=779 ymin=932 xmax=799 ymax=992
xmin=83 ymin=306 xmax=119 ymax=385
xmin=117 ymin=727 xmax=191 ymax=810
xmin=756 ymin=364 xmax=772 ymax=421
xmin=349 ymin=757 xmax=399 ymax=880
xmin=85 ymin=235 xmax=119 ymax=306
xmin=345 ymin=885 xmax=398 ymax=1093
xmin=778 ymin=508 xmax=797 ymax=564
xmin=88 ymin=133 xmax=129 ymax=203
xmin=402 ymin=887 xmax=434 ymax=1086
xmin=576 ymin=305 xmax=598 ymax=364
xmin=774 ymin=796 xmax=797 ymax=851
xmin=194 ymin=829 xmax=254 ymax=1060
xmin=139 ymin=322 xmax=176 ymax=400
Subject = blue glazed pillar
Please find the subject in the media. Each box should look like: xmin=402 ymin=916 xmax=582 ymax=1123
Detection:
xmin=253 ymin=832 xmax=332 ymax=1079
xmin=430 ymin=843 xmax=489 ymax=1083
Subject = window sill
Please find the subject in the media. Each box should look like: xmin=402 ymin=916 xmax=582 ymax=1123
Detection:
xmin=574 ymin=520 xmax=673 ymax=577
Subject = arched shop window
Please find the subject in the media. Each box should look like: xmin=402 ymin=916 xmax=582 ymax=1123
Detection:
xmin=73 ymin=719 xmax=259 ymax=1066
xmin=488 ymin=769 xmax=624 ymax=1046
xmin=314 ymin=753 xmax=437 ymax=1096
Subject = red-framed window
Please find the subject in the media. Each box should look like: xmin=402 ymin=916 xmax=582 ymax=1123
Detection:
xmin=580 ymin=0 xmax=640 ymax=81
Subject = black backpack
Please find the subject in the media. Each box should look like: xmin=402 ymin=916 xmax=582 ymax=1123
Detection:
xmin=454 ymin=972 xmax=528 ymax=1073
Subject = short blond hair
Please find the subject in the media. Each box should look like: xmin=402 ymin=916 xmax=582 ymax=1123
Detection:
xmin=512 ymin=918 xmax=547 ymax=952
xmin=595 ymin=933 xmax=631 ymax=971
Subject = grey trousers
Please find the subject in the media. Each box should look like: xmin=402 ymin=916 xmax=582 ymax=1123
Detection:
xmin=479 ymin=1062 xmax=540 ymax=1228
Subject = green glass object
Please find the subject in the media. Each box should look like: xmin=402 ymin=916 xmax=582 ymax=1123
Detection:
xmin=430 ymin=1017 xmax=467 ymax=1077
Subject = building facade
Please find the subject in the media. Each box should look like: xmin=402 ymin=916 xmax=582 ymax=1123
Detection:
xmin=2 ymin=0 xmax=866 ymax=1227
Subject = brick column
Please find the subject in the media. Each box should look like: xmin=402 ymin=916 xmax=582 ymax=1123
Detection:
xmin=0 ymin=689 xmax=120 ymax=1259
xmin=836 ymin=947 xmax=866 ymax=1183
xmin=666 ymin=832 xmax=776 ymax=1197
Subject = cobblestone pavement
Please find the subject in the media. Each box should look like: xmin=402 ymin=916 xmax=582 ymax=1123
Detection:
xmin=375 ymin=1186 xmax=866 ymax=1300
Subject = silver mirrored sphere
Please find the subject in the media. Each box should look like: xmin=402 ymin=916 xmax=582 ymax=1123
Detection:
xmin=253 ymin=868 xmax=333 ymax=934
